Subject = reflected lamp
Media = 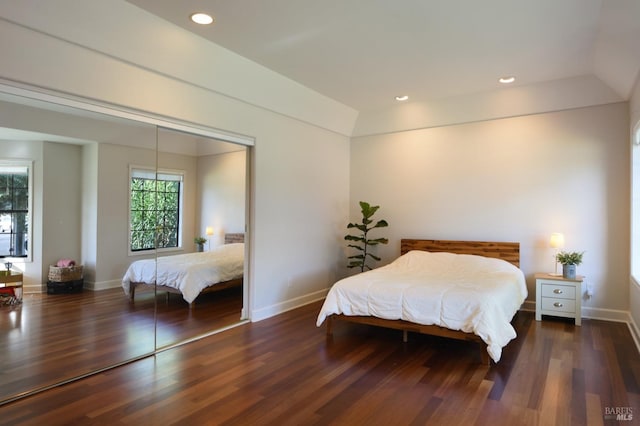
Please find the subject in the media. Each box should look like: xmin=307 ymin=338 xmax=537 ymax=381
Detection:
xmin=206 ymin=226 xmax=214 ymax=250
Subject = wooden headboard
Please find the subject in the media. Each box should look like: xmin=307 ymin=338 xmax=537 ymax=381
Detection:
xmin=400 ymin=239 xmax=520 ymax=267
xmin=224 ymin=233 xmax=244 ymax=244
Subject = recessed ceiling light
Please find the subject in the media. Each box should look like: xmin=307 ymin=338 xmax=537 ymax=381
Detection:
xmin=395 ymin=95 xmax=409 ymax=101
xmin=190 ymin=13 xmax=214 ymax=25
xmin=499 ymin=76 xmax=515 ymax=84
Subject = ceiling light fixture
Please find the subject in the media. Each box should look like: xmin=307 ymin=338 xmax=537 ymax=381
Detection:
xmin=190 ymin=13 xmax=214 ymax=25
xmin=395 ymin=95 xmax=409 ymax=101
xmin=499 ymin=76 xmax=515 ymax=84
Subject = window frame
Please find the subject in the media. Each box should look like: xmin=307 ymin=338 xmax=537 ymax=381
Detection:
xmin=0 ymin=160 xmax=33 ymax=261
xmin=631 ymin=119 xmax=640 ymax=284
xmin=128 ymin=165 xmax=185 ymax=256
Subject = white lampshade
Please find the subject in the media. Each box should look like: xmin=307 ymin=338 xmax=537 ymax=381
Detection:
xmin=549 ymin=233 xmax=565 ymax=249
xmin=205 ymin=226 xmax=214 ymax=236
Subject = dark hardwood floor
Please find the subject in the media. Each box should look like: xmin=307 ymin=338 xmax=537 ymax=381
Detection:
xmin=0 ymin=286 xmax=243 ymax=403
xmin=0 ymin=303 xmax=640 ymax=425
xmin=1 ymin=299 xmax=639 ymax=425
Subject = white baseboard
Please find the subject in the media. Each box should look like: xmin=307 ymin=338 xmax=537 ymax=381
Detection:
xmin=23 ymin=284 xmax=45 ymax=294
xmin=85 ymin=279 xmax=121 ymax=291
xmin=251 ymin=288 xmax=329 ymax=322
xmin=580 ymin=306 xmax=631 ymax=323
xmin=627 ymin=315 xmax=640 ymax=355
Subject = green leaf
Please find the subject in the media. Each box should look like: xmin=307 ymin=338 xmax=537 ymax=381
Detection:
xmin=367 ymin=238 xmax=389 ymax=245
xmin=345 ymin=201 xmax=388 ymax=272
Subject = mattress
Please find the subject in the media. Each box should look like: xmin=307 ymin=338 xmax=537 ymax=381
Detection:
xmin=122 ymin=243 xmax=244 ymax=303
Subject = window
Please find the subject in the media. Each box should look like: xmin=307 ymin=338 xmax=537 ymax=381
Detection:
xmin=129 ymin=167 xmax=183 ymax=252
xmin=0 ymin=162 xmax=31 ymax=258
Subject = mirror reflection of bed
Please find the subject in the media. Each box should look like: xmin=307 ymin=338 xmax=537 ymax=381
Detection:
xmin=124 ymin=233 xmax=246 ymax=347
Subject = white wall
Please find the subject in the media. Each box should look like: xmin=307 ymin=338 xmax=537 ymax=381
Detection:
xmin=0 ymin=5 xmax=352 ymax=318
xmin=91 ymin=143 xmax=198 ymax=288
xmin=42 ymin=142 xmax=82 ymax=282
xmin=0 ymin=140 xmax=81 ymax=292
xmin=197 ymin=150 xmax=246 ymax=247
xmin=350 ymin=103 xmax=630 ymax=316
xmin=81 ymin=142 xmax=98 ymax=285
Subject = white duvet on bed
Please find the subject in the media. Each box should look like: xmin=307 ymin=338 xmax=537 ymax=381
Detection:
xmin=122 ymin=243 xmax=244 ymax=303
xmin=316 ymin=250 xmax=527 ymax=362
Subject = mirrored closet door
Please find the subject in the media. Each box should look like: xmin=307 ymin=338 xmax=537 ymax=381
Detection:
xmin=141 ymin=128 xmax=248 ymax=349
xmin=0 ymin=88 xmax=250 ymax=405
xmin=0 ymin=92 xmax=158 ymax=403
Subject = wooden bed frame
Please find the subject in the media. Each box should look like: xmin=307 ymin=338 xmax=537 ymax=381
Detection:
xmin=325 ymin=238 xmax=520 ymax=364
xmin=128 ymin=233 xmax=245 ymax=308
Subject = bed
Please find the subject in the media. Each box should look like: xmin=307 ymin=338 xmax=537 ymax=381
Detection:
xmin=122 ymin=233 xmax=245 ymax=307
xmin=316 ymin=239 xmax=527 ymax=364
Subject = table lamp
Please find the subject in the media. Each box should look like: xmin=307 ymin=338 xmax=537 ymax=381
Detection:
xmin=549 ymin=232 xmax=564 ymax=276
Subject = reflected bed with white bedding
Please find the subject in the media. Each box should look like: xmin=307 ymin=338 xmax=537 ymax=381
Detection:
xmin=122 ymin=235 xmax=244 ymax=307
xmin=317 ymin=239 xmax=527 ymax=363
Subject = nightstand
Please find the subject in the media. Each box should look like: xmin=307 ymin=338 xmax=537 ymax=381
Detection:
xmin=535 ymin=273 xmax=583 ymax=326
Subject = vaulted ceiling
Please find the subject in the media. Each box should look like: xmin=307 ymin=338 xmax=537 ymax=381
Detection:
xmin=127 ymin=0 xmax=640 ymax=113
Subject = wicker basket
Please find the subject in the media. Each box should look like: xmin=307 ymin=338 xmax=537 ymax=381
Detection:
xmin=48 ymin=265 xmax=83 ymax=282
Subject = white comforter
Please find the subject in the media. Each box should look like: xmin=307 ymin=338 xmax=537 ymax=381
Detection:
xmin=122 ymin=243 xmax=244 ymax=303
xmin=316 ymin=250 xmax=527 ymax=362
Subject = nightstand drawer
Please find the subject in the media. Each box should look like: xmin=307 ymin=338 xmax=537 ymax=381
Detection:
xmin=540 ymin=283 xmax=576 ymax=300
xmin=541 ymin=297 xmax=576 ymax=313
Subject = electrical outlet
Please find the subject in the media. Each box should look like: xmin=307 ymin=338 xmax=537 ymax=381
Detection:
xmin=585 ymin=280 xmax=593 ymax=297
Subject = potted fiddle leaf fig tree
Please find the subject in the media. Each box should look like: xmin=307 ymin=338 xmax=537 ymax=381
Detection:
xmin=345 ymin=201 xmax=389 ymax=272
xmin=556 ymin=250 xmax=584 ymax=279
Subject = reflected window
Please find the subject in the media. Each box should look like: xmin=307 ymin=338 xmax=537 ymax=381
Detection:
xmin=0 ymin=162 xmax=30 ymax=258
xmin=129 ymin=167 xmax=184 ymax=252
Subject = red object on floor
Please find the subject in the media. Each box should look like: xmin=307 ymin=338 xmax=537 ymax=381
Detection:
xmin=0 ymin=287 xmax=15 ymax=296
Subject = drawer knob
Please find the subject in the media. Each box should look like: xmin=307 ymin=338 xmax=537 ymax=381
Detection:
xmin=553 ymin=302 xmax=564 ymax=308
xmin=553 ymin=289 xmax=563 ymax=294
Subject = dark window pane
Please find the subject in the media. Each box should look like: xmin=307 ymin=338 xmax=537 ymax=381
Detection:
xmin=0 ymin=169 xmax=29 ymax=258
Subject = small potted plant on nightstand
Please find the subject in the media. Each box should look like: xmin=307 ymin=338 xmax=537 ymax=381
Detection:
xmin=556 ymin=251 xmax=584 ymax=279
xmin=194 ymin=236 xmax=207 ymax=252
